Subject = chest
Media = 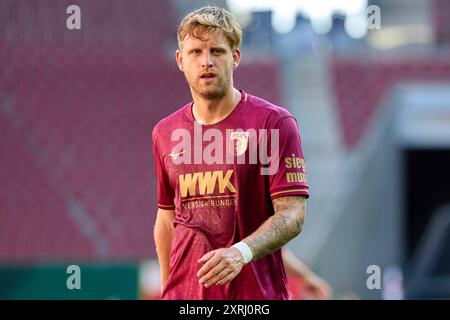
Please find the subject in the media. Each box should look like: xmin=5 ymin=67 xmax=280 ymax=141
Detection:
xmin=163 ymin=131 xmax=264 ymax=197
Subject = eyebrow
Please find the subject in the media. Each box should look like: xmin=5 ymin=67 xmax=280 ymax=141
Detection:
xmin=186 ymin=46 xmax=226 ymax=53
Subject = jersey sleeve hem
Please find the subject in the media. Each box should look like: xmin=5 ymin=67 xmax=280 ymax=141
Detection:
xmin=270 ymin=187 xmax=309 ymax=200
xmin=158 ymin=203 xmax=175 ymax=210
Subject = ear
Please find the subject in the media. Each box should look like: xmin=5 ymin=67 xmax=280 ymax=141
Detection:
xmin=232 ymin=48 xmax=241 ymax=70
xmin=175 ymin=49 xmax=184 ymax=72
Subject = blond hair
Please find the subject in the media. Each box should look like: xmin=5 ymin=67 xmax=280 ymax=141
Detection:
xmin=177 ymin=6 xmax=242 ymax=50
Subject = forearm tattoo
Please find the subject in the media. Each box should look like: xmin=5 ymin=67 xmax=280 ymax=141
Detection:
xmin=243 ymin=196 xmax=306 ymax=261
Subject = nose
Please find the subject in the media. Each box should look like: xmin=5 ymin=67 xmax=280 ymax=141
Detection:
xmin=201 ymin=52 xmax=213 ymax=68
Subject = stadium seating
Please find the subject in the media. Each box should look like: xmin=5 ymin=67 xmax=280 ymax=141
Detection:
xmin=331 ymin=56 xmax=450 ymax=148
xmin=434 ymin=0 xmax=450 ymax=46
xmin=0 ymin=2 xmax=283 ymax=262
xmin=0 ymin=0 xmax=176 ymax=49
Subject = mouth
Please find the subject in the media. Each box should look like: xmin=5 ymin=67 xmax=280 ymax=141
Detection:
xmin=200 ymin=73 xmax=217 ymax=80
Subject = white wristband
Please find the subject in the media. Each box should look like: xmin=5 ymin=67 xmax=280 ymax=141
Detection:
xmin=232 ymin=241 xmax=253 ymax=264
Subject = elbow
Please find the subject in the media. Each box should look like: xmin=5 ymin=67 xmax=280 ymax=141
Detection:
xmin=279 ymin=210 xmax=304 ymax=240
xmin=293 ymin=223 xmax=302 ymax=238
xmin=284 ymin=219 xmax=302 ymax=241
xmin=153 ymin=218 xmax=173 ymax=244
xmin=292 ymin=212 xmax=304 ymax=237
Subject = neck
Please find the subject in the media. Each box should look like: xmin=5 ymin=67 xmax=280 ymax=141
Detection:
xmin=191 ymin=86 xmax=242 ymax=125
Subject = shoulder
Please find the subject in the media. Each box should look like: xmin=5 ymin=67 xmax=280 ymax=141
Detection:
xmin=245 ymin=93 xmax=296 ymax=125
xmin=152 ymin=102 xmax=191 ymax=141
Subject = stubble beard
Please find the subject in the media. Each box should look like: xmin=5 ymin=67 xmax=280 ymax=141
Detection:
xmin=191 ymin=72 xmax=231 ymax=101
xmin=199 ymin=83 xmax=228 ymax=100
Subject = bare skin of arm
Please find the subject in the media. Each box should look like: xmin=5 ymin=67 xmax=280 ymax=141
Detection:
xmin=153 ymin=208 xmax=175 ymax=291
xmin=244 ymin=196 xmax=305 ymax=260
xmin=197 ymin=196 xmax=306 ymax=287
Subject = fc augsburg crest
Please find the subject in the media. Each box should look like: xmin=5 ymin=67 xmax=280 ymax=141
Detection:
xmin=230 ymin=131 xmax=249 ymax=156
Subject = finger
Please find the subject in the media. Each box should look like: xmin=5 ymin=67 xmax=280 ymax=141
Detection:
xmin=198 ymin=250 xmax=216 ymax=264
xmin=203 ymin=265 xmax=232 ymax=288
xmin=199 ymin=261 xmax=227 ymax=285
xmin=197 ymin=254 xmax=221 ymax=278
xmin=216 ymin=270 xmax=239 ymax=286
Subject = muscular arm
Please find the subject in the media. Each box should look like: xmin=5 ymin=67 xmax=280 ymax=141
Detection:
xmin=153 ymin=208 xmax=175 ymax=290
xmin=243 ymin=195 xmax=306 ymax=260
xmin=197 ymin=195 xmax=306 ymax=287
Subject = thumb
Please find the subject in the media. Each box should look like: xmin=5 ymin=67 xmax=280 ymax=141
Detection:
xmin=198 ymin=250 xmax=216 ymax=264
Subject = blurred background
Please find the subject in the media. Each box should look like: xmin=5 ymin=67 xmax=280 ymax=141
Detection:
xmin=1 ymin=0 xmax=449 ymax=299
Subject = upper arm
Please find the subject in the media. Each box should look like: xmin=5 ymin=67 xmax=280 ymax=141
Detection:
xmin=152 ymin=129 xmax=175 ymax=210
xmin=268 ymin=116 xmax=309 ymax=201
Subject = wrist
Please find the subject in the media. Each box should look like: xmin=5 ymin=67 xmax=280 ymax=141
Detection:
xmin=232 ymin=241 xmax=253 ymax=264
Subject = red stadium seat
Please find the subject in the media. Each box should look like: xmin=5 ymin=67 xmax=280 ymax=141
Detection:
xmin=331 ymin=55 xmax=450 ymax=149
xmin=1 ymin=42 xmax=283 ymax=262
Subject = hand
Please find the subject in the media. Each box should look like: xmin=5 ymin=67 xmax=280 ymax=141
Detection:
xmin=197 ymin=247 xmax=245 ymax=288
xmin=303 ymin=274 xmax=332 ymax=300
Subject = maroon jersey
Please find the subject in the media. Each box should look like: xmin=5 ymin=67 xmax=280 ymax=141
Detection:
xmin=152 ymin=91 xmax=309 ymax=300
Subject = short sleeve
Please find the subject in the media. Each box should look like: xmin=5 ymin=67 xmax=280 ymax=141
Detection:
xmin=268 ymin=116 xmax=309 ymax=200
xmin=152 ymin=132 xmax=175 ymax=210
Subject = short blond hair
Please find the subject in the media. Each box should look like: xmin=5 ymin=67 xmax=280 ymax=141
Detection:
xmin=177 ymin=6 xmax=242 ymax=50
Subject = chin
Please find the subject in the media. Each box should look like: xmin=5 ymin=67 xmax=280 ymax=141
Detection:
xmin=201 ymin=90 xmax=226 ymax=100
xmin=198 ymin=87 xmax=227 ymax=100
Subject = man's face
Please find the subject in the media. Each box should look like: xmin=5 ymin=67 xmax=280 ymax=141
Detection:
xmin=176 ymin=28 xmax=240 ymax=100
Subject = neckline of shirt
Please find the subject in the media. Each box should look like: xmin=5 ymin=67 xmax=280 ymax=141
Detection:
xmin=186 ymin=90 xmax=247 ymax=127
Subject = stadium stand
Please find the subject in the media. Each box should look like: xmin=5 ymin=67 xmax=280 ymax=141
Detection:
xmin=0 ymin=0 xmax=283 ymax=262
xmin=331 ymin=56 xmax=450 ymax=148
xmin=434 ymin=0 xmax=450 ymax=46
